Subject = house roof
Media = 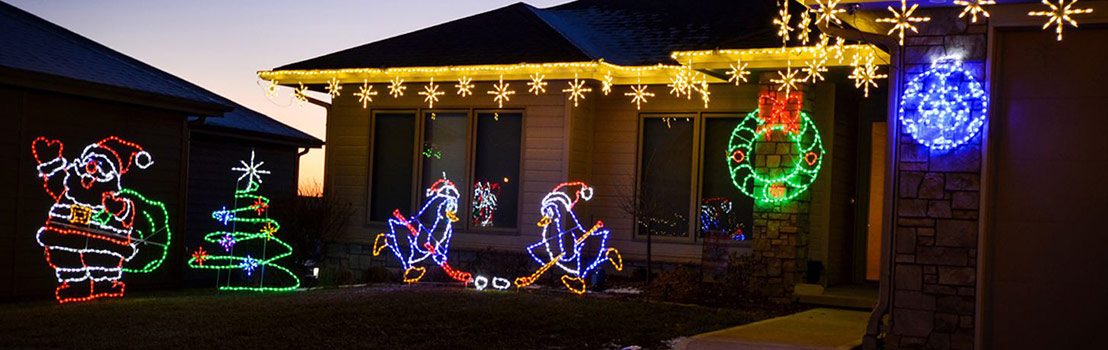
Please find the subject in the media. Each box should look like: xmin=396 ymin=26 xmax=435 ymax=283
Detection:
xmin=276 ymin=0 xmax=784 ymax=70
xmin=0 ymin=1 xmax=321 ymax=148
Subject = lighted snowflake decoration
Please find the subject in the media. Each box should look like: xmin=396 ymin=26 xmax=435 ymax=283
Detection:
xmin=214 ymin=206 xmax=235 ymax=226
xmin=876 ymin=0 xmax=931 ymax=45
xmin=668 ymin=68 xmax=692 ymax=98
xmin=219 ymin=233 xmax=236 ymax=251
xmin=455 ymin=76 xmax=475 ymax=97
xmin=527 ymin=73 xmax=547 ymax=95
xmin=261 ymin=221 xmax=278 ymax=240
xmin=388 ymin=76 xmax=406 ymax=98
xmin=562 ymin=74 xmax=592 ymax=107
xmin=955 ymin=0 xmax=995 ymax=23
xmin=354 ymin=80 xmax=377 ymax=109
xmin=418 ymin=78 xmax=444 ymax=108
xmin=624 ymin=77 xmax=654 ymax=110
xmin=1029 ymin=0 xmax=1093 ymax=41
xmin=232 ymin=150 xmax=270 ymax=186
xmin=796 ymin=8 xmax=813 ymax=45
xmin=264 ymin=80 xmax=279 ymax=98
xmin=192 ymin=247 xmax=210 ymax=266
xmin=252 ymin=197 xmax=268 ymax=215
xmin=239 ymin=255 xmax=259 ymax=276
xmin=487 ymin=75 xmax=515 ymax=108
xmin=803 ymin=58 xmax=828 ymax=83
xmin=771 ymin=63 xmax=802 ymax=97
xmin=849 ymin=54 xmax=888 ymax=98
xmin=601 ymin=71 xmax=614 ymax=95
xmin=292 ymin=82 xmax=308 ymax=105
xmin=727 ymin=60 xmax=751 ymax=85
xmin=812 ymin=0 xmax=846 ymax=27
xmin=696 ymin=80 xmax=711 ymax=108
xmin=325 ymin=77 xmax=342 ymax=98
xmin=899 ymin=56 xmax=988 ymax=151
xmin=773 ymin=1 xmax=794 ymax=46
xmin=831 ymin=35 xmax=847 ymax=62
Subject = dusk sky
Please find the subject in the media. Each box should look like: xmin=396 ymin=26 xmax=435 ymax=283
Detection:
xmin=8 ymin=0 xmax=571 ymax=191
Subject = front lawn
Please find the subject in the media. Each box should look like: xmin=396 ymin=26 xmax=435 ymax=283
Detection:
xmin=0 ymin=285 xmax=778 ymax=349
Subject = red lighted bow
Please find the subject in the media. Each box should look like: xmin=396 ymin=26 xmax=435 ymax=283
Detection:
xmin=757 ymin=93 xmax=803 ymax=139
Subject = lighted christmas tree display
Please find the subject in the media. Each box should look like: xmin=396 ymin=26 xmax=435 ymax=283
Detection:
xmin=187 ymin=151 xmax=299 ymax=291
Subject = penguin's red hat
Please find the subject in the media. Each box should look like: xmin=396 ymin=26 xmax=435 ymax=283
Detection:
xmin=86 ymin=136 xmax=153 ymax=175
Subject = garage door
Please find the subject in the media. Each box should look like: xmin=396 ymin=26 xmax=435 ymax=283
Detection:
xmin=986 ymin=27 xmax=1108 ymax=349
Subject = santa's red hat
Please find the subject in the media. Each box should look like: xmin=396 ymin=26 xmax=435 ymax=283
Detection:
xmin=87 ymin=136 xmax=152 ymax=175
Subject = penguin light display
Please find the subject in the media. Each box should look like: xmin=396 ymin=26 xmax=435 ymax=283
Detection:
xmin=373 ymin=177 xmax=472 ymax=283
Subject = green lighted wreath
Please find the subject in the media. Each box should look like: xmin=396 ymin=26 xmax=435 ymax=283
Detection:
xmin=727 ymin=109 xmax=824 ymax=204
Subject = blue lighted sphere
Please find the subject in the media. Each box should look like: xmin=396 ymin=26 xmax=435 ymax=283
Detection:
xmin=899 ymin=57 xmax=988 ymax=151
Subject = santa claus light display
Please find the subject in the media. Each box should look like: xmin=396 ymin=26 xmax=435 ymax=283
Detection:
xmin=31 ymin=136 xmax=172 ymax=303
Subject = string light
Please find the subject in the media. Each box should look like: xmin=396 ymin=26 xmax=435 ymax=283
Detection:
xmin=388 ymin=76 xmax=406 ymax=98
xmin=31 ymin=136 xmax=169 ymax=303
xmin=624 ymin=75 xmax=654 ymax=110
xmin=849 ymin=53 xmax=887 ymax=98
xmin=1029 ymin=0 xmax=1093 ymax=41
xmin=699 ymin=198 xmax=745 ymax=241
xmin=326 ymin=77 xmax=342 ymax=98
xmin=728 ymin=93 xmax=824 ymax=204
xmin=899 ymin=56 xmax=988 ymax=151
xmin=562 ymin=73 xmax=592 ymax=107
xmin=472 ymin=181 xmax=500 ymax=227
xmin=774 ymin=0 xmax=794 ymax=47
xmin=418 ymin=77 xmax=444 ymax=108
xmin=187 ymin=150 xmax=300 ymax=292
xmin=527 ymin=73 xmax=547 ymax=95
xmin=487 ymin=74 xmax=515 ymax=108
xmin=811 ymin=0 xmax=846 ymax=27
xmin=372 ymin=177 xmax=472 ymax=284
xmin=876 ymin=0 xmax=931 ymax=45
xmin=516 ymin=182 xmax=622 ymax=294
xmin=727 ymin=60 xmax=751 ymax=86
xmin=354 ymin=80 xmax=377 ymax=109
xmin=771 ymin=62 xmax=802 ymax=98
xmin=955 ymin=0 xmax=994 ymax=23
xmin=455 ymin=76 xmax=475 ymax=97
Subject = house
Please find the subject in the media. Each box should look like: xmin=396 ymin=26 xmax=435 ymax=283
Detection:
xmin=0 ymin=1 xmax=321 ymax=301
xmin=265 ymin=0 xmax=1108 ymax=348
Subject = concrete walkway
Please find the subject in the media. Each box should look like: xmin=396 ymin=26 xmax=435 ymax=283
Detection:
xmin=676 ymin=308 xmax=869 ymax=350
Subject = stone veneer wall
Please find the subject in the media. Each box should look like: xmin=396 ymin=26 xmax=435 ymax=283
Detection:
xmin=879 ymin=10 xmax=987 ymax=350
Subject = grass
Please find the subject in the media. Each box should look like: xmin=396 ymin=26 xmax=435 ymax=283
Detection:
xmin=0 ymin=285 xmax=779 ymax=349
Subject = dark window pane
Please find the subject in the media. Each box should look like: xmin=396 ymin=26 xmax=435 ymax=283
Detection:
xmin=370 ymin=113 xmax=415 ymax=222
xmin=472 ymin=112 xmax=521 ymax=228
xmin=700 ymin=117 xmax=754 ymax=240
xmin=639 ymin=117 xmax=693 ymax=237
xmin=420 ymin=113 xmax=468 ymax=223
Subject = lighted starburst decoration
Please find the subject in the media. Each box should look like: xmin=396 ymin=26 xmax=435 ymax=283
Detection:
xmin=192 ymin=247 xmax=209 ymax=266
xmin=487 ymin=74 xmax=515 ymax=108
xmin=832 ymin=36 xmax=847 ymax=62
xmin=252 ymin=197 xmax=268 ymax=215
xmin=771 ymin=62 xmax=802 ymax=98
xmin=668 ymin=69 xmax=691 ymax=98
xmin=419 ymin=77 xmax=444 ymax=108
xmin=562 ymin=74 xmax=592 ymax=107
xmin=456 ymin=76 xmax=475 ymax=97
xmin=955 ymin=0 xmax=995 ymax=23
xmin=849 ymin=54 xmax=887 ymax=98
xmin=803 ymin=58 xmax=828 ymax=83
xmin=240 ymin=255 xmax=259 ymax=276
xmin=601 ymin=71 xmax=614 ymax=95
xmin=261 ymin=222 xmax=278 ymax=240
xmin=265 ymin=80 xmax=279 ymax=98
xmin=812 ymin=0 xmax=846 ymax=27
xmin=232 ymin=150 xmax=271 ymax=185
xmin=876 ymin=0 xmax=931 ymax=45
xmin=527 ymin=73 xmax=547 ymax=95
xmin=624 ymin=76 xmax=654 ymax=110
xmin=388 ymin=76 xmax=406 ymax=98
xmin=354 ymin=80 xmax=377 ymax=109
xmin=796 ymin=8 xmax=813 ymax=45
xmin=1029 ymin=0 xmax=1093 ymax=41
xmin=292 ymin=82 xmax=308 ymax=105
xmin=696 ymin=80 xmax=711 ymax=108
xmin=773 ymin=1 xmax=794 ymax=46
xmin=326 ymin=77 xmax=342 ymax=98
xmin=727 ymin=60 xmax=751 ymax=86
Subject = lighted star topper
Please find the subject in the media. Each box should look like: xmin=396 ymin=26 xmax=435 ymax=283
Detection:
xmin=601 ymin=71 xmax=614 ymax=95
xmin=771 ymin=62 xmax=802 ymax=97
xmin=955 ymin=0 xmax=995 ymax=23
xmin=1029 ymin=0 xmax=1093 ymax=41
xmin=456 ymin=76 xmax=475 ymax=97
xmin=624 ymin=76 xmax=654 ymax=110
xmin=354 ymin=80 xmax=377 ymax=109
xmin=419 ymin=77 xmax=444 ymax=108
xmin=292 ymin=83 xmax=308 ymax=105
xmin=231 ymin=150 xmax=271 ymax=186
xmin=388 ymin=76 xmax=406 ymax=98
xmin=728 ymin=60 xmax=751 ymax=85
xmin=562 ymin=74 xmax=592 ymax=107
xmin=774 ymin=0 xmax=794 ymax=46
xmin=812 ymin=0 xmax=846 ymax=27
xmin=528 ymin=73 xmax=547 ymax=95
xmin=487 ymin=74 xmax=515 ymax=108
xmin=877 ymin=0 xmax=931 ymax=45
xmin=803 ymin=57 xmax=828 ymax=82
xmin=849 ymin=53 xmax=888 ymax=98
xmin=326 ymin=77 xmax=342 ymax=98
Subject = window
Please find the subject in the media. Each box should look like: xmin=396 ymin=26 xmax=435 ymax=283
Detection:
xmin=369 ymin=113 xmax=416 ymax=222
xmin=700 ymin=116 xmax=754 ymax=240
xmin=420 ymin=112 xmax=469 ymax=223
xmin=472 ymin=112 xmax=521 ymax=228
xmin=638 ymin=116 xmax=695 ymax=237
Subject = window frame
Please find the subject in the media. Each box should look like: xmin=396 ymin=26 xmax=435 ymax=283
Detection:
xmin=366 ymin=109 xmax=421 ymax=226
xmin=697 ymin=113 xmax=755 ymax=247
